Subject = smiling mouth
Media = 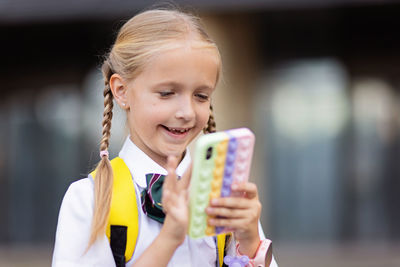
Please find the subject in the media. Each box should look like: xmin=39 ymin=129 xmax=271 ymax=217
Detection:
xmin=162 ymin=125 xmax=192 ymax=135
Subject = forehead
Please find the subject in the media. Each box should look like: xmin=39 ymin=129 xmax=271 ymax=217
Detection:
xmin=130 ymin=43 xmax=220 ymax=88
xmin=149 ymin=39 xmax=220 ymax=65
xmin=148 ymin=41 xmax=218 ymax=69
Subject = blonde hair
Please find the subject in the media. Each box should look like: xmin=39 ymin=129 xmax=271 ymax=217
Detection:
xmin=89 ymin=8 xmax=220 ymax=247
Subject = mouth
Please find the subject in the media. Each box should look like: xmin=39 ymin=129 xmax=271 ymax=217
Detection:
xmin=161 ymin=125 xmax=192 ymax=135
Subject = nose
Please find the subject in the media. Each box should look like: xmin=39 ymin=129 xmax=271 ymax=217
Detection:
xmin=175 ymin=97 xmax=195 ymax=121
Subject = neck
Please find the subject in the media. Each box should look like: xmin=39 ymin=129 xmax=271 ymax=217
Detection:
xmin=128 ymin=136 xmax=185 ymax=170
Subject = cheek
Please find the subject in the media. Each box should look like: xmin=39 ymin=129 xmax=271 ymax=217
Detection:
xmin=131 ymin=103 xmax=158 ymax=129
xmin=144 ymin=104 xmax=172 ymax=128
xmin=198 ymin=105 xmax=211 ymax=127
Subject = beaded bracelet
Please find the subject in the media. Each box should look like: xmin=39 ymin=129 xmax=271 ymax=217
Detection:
xmin=235 ymin=239 xmax=272 ymax=267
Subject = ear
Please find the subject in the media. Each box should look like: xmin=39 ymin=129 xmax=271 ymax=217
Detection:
xmin=109 ymin=74 xmax=129 ymax=110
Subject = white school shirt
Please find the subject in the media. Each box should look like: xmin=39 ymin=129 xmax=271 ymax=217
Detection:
xmin=52 ymin=137 xmax=278 ymax=267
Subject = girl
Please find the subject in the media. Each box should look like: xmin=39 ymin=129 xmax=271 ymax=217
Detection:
xmin=52 ymin=8 xmax=277 ymax=267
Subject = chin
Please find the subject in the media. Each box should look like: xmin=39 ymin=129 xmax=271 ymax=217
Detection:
xmin=163 ymin=145 xmax=187 ymax=157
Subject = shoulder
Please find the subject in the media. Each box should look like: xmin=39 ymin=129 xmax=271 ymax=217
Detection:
xmin=65 ymin=177 xmax=94 ymax=198
xmin=56 ymin=178 xmax=95 ymax=230
xmin=63 ymin=179 xmax=94 ymax=202
xmin=67 ymin=177 xmax=94 ymax=193
xmin=53 ymin=178 xmax=115 ymax=266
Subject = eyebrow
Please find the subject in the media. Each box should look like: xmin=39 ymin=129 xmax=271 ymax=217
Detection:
xmin=152 ymin=81 xmax=214 ymax=91
xmin=152 ymin=81 xmax=181 ymax=88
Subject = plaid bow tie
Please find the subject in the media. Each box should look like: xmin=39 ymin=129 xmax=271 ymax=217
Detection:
xmin=140 ymin=173 xmax=166 ymax=223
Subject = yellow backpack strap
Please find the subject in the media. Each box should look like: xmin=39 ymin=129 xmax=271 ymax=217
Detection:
xmin=90 ymin=157 xmax=139 ymax=265
xmin=217 ymin=233 xmax=227 ymax=267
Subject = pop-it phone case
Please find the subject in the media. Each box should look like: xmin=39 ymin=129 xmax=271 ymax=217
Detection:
xmin=188 ymin=128 xmax=255 ymax=239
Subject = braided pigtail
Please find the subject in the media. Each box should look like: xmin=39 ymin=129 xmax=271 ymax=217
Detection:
xmin=88 ymin=61 xmax=114 ymax=248
xmin=203 ymin=104 xmax=217 ymax=134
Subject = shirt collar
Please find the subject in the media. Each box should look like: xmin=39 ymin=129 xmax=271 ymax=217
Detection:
xmin=118 ymin=136 xmax=191 ymax=189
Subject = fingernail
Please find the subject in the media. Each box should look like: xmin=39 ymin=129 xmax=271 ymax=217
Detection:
xmin=211 ymin=199 xmax=218 ymax=205
xmin=232 ymin=184 xmax=238 ymax=190
xmin=206 ymin=207 xmax=214 ymax=213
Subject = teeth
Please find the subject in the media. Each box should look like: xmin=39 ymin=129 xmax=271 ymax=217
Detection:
xmin=168 ymin=127 xmax=188 ymax=133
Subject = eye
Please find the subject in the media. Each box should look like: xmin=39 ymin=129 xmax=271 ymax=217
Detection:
xmin=159 ymin=91 xmax=174 ymax=97
xmin=195 ymin=93 xmax=209 ymax=101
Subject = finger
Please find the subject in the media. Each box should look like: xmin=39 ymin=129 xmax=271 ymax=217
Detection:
xmin=167 ymin=155 xmax=179 ymax=175
xmin=231 ymin=182 xmax=258 ymax=199
xmin=205 ymin=206 xmax=244 ymax=219
xmin=162 ymin=186 xmax=181 ymax=214
xmin=164 ymin=156 xmax=179 ymax=192
xmin=208 ymin=217 xmax=250 ymax=229
xmin=177 ymin=163 xmax=192 ymax=191
xmin=210 ymin=197 xmax=253 ymax=209
xmin=161 ymin=189 xmax=170 ymax=213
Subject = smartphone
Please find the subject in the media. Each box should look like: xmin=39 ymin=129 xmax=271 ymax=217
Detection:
xmin=188 ymin=128 xmax=255 ymax=238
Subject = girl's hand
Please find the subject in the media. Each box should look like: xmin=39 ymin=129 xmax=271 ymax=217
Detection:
xmin=132 ymin=157 xmax=191 ymax=266
xmin=160 ymin=156 xmax=191 ymax=247
xmin=206 ymin=182 xmax=262 ymax=257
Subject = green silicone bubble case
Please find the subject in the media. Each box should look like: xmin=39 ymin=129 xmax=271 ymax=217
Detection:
xmin=188 ymin=128 xmax=255 ymax=239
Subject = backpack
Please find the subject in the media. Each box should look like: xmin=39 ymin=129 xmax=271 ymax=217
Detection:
xmin=91 ymin=157 xmax=228 ymax=267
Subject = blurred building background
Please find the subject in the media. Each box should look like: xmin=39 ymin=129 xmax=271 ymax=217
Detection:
xmin=1 ymin=0 xmax=400 ymax=266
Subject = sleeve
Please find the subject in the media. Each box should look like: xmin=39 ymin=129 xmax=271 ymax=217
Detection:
xmin=52 ymin=178 xmax=116 ymax=267
xmin=224 ymin=221 xmax=279 ymax=267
